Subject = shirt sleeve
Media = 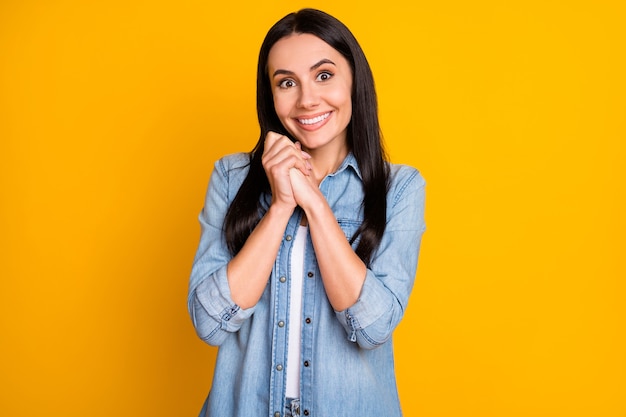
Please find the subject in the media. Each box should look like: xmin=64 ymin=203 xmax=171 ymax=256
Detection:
xmin=187 ymin=157 xmax=255 ymax=346
xmin=335 ymin=167 xmax=426 ymax=349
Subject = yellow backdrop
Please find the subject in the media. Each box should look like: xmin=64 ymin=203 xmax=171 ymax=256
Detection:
xmin=1 ymin=1 xmax=624 ymax=416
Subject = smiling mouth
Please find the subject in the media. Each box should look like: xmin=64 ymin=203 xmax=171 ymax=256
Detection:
xmin=297 ymin=112 xmax=331 ymax=125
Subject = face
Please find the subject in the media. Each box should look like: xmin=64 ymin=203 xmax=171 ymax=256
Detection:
xmin=267 ymin=33 xmax=353 ymax=153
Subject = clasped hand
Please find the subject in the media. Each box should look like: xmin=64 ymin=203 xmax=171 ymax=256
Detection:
xmin=262 ymin=131 xmax=320 ymax=211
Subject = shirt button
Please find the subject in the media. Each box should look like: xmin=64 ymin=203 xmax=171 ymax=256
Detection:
xmin=276 ymin=364 xmax=283 ymax=371
xmin=307 ymin=271 xmax=314 ymax=278
xmin=305 ymin=317 xmax=311 ymax=324
xmin=303 ymin=410 xmax=309 ymax=416
xmin=278 ymin=320 xmax=285 ymax=327
xmin=286 ymin=235 xmax=292 ymax=241
xmin=279 ymin=276 xmax=286 ymax=283
xmin=304 ymin=360 xmax=309 ymax=367
xmin=274 ymin=413 xmax=280 ymax=417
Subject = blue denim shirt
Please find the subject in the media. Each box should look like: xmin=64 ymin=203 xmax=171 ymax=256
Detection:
xmin=188 ymin=152 xmax=426 ymax=417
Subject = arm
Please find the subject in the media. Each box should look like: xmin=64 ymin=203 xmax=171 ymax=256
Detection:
xmin=227 ymin=133 xmax=311 ymax=308
xmin=338 ymin=168 xmax=426 ymax=349
xmin=188 ymin=135 xmax=311 ymax=345
xmin=291 ymin=165 xmax=426 ymax=349
xmin=226 ymin=203 xmax=293 ymax=308
xmin=289 ymin=168 xmax=367 ymax=311
xmin=188 ymin=156 xmax=251 ymax=346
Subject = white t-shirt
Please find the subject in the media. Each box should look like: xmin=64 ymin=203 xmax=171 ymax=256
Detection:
xmin=285 ymin=225 xmax=308 ymax=398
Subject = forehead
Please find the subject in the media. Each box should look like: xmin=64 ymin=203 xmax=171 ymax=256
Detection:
xmin=267 ymin=33 xmax=345 ymax=70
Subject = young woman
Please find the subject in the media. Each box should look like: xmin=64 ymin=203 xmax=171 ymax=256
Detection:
xmin=188 ymin=9 xmax=426 ymax=417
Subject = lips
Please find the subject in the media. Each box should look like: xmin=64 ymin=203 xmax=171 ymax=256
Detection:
xmin=297 ymin=112 xmax=331 ymax=125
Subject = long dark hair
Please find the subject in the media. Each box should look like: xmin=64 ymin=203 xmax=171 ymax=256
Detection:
xmin=224 ymin=8 xmax=389 ymax=266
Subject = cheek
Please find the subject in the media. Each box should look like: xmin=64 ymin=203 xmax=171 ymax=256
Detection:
xmin=328 ymin=84 xmax=352 ymax=108
xmin=272 ymin=94 xmax=292 ymax=120
xmin=331 ymin=89 xmax=352 ymax=122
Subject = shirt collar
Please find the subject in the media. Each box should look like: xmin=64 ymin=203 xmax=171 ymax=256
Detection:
xmin=329 ymin=152 xmax=362 ymax=180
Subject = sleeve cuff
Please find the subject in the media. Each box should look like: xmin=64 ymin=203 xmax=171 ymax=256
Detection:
xmin=335 ymin=269 xmax=391 ymax=337
xmin=194 ymin=265 xmax=255 ymax=331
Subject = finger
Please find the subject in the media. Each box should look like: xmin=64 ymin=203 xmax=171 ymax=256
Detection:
xmin=292 ymin=142 xmax=312 ymax=173
xmin=264 ymin=132 xmax=296 ymax=154
xmin=270 ymin=151 xmax=310 ymax=177
xmin=263 ymin=134 xmax=296 ymax=165
xmin=294 ymin=141 xmax=312 ymax=160
xmin=289 ymin=167 xmax=314 ymax=200
xmin=262 ymin=148 xmax=300 ymax=184
xmin=264 ymin=131 xmax=284 ymax=149
xmin=262 ymin=136 xmax=289 ymax=168
xmin=264 ymin=140 xmax=310 ymax=176
xmin=289 ymin=167 xmax=307 ymax=186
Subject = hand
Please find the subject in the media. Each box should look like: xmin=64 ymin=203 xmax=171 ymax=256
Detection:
xmin=262 ymin=132 xmax=311 ymax=209
xmin=289 ymin=165 xmax=322 ymax=212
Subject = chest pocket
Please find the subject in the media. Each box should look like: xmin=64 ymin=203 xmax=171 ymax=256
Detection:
xmin=337 ymin=219 xmax=362 ymax=250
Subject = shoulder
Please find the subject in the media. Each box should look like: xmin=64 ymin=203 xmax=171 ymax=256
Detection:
xmin=213 ymin=152 xmax=252 ymax=177
xmin=206 ymin=152 xmax=252 ymax=199
xmin=386 ymin=162 xmax=426 ymax=204
xmin=384 ymin=163 xmax=426 ymax=231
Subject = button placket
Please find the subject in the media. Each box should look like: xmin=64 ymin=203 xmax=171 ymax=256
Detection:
xmin=300 ymin=226 xmax=316 ymax=415
xmin=271 ymin=224 xmax=298 ymax=415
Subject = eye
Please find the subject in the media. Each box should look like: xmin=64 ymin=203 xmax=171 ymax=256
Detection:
xmin=278 ymin=78 xmax=297 ymax=89
xmin=316 ymin=71 xmax=333 ymax=82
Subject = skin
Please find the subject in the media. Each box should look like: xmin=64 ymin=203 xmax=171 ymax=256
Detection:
xmin=227 ymin=33 xmax=367 ymax=312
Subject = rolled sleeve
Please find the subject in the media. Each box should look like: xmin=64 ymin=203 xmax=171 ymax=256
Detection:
xmin=187 ymin=154 xmax=254 ymax=346
xmin=335 ymin=270 xmax=393 ymax=347
xmin=191 ymin=265 xmax=256 ymax=345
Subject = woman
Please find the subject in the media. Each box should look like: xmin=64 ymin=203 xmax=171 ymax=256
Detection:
xmin=188 ymin=8 xmax=426 ymax=417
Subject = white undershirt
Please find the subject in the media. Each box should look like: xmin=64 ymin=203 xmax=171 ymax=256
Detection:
xmin=285 ymin=225 xmax=307 ymax=398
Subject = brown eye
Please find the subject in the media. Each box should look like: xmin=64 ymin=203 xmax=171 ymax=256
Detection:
xmin=278 ymin=79 xmax=296 ymax=88
xmin=316 ymin=71 xmax=333 ymax=82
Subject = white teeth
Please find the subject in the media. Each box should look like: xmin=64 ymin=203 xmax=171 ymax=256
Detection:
xmin=299 ymin=112 xmax=330 ymax=125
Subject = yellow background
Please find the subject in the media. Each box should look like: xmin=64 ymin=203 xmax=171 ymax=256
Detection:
xmin=1 ymin=1 xmax=624 ymax=416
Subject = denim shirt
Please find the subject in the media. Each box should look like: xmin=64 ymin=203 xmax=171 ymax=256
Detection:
xmin=188 ymin=152 xmax=426 ymax=417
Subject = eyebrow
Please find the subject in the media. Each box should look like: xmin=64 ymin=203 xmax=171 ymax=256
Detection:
xmin=272 ymin=59 xmax=336 ymax=78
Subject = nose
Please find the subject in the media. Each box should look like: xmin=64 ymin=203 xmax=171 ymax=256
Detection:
xmin=296 ymin=82 xmax=320 ymax=109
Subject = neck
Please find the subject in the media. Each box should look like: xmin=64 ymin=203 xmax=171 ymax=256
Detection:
xmin=304 ymin=142 xmax=349 ymax=185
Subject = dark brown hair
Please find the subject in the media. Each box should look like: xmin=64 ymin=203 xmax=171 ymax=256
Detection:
xmin=224 ymin=8 xmax=389 ymax=266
